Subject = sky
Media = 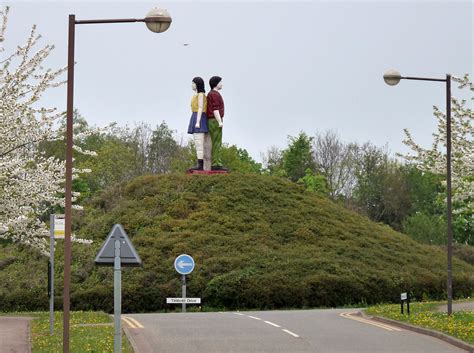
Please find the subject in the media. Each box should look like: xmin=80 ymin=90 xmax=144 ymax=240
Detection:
xmin=3 ymin=0 xmax=473 ymax=162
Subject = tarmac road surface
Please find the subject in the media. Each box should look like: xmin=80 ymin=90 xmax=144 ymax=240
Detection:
xmin=123 ymin=308 xmax=469 ymax=353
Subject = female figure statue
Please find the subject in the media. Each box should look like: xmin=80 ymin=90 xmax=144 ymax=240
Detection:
xmin=187 ymin=77 xmax=208 ymax=171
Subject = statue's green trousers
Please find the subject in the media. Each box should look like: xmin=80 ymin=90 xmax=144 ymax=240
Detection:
xmin=207 ymin=119 xmax=223 ymax=167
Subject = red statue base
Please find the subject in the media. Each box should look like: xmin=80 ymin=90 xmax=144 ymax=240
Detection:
xmin=187 ymin=170 xmax=229 ymax=175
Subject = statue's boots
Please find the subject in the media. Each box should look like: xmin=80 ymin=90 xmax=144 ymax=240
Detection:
xmin=189 ymin=159 xmax=204 ymax=171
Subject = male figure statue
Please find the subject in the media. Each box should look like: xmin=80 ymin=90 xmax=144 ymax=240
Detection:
xmin=207 ymin=76 xmax=228 ymax=171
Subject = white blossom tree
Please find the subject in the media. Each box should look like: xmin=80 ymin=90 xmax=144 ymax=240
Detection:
xmin=401 ymin=74 xmax=473 ymax=242
xmin=0 ymin=7 xmax=92 ymax=256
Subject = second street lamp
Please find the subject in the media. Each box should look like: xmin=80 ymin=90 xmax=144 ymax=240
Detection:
xmin=63 ymin=8 xmax=171 ymax=353
xmin=383 ymin=69 xmax=453 ymax=316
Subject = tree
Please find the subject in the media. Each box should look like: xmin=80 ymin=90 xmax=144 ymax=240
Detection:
xmin=312 ymin=130 xmax=359 ymax=199
xmin=147 ymin=122 xmax=182 ymax=174
xmin=0 ymin=7 xmax=91 ymax=255
xmin=282 ymin=132 xmax=316 ymax=182
xmin=401 ymin=74 xmax=473 ymax=244
xmin=352 ymin=143 xmax=412 ymax=230
xmin=221 ymin=145 xmax=262 ymax=174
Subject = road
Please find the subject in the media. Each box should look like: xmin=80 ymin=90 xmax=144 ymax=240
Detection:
xmin=124 ymin=309 xmax=468 ymax=353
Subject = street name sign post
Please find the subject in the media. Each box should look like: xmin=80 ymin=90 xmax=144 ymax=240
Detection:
xmin=95 ymin=224 xmax=142 ymax=353
xmin=49 ymin=214 xmax=65 ymax=335
xmin=174 ymin=254 xmax=195 ymax=312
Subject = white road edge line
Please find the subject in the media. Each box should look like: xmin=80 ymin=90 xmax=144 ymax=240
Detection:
xmin=126 ymin=317 xmax=144 ymax=328
xmin=233 ymin=312 xmax=245 ymax=316
xmin=122 ymin=317 xmax=137 ymax=329
xmin=264 ymin=320 xmax=281 ymax=328
xmin=248 ymin=315 xmax=262 ymax=320
xmin=282 ymin=329 xmax=300 ymax=338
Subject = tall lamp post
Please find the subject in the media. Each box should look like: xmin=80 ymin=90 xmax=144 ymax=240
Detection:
xmin=63 ymin=8 xmax=171 ymax=353
xmin=383 ymin=69 xmax=453 ymax=315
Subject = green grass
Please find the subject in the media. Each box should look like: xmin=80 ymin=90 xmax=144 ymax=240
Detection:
xmin=366 ymin=301 xmax=474 ymax=344
xmin=30 ymin=311 xmax=134 ymax=353
xmin=1 ymin=174 xmax=473 ymax=312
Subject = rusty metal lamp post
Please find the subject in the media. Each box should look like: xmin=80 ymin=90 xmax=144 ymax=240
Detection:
xmin=63 ymin=8 xmax=171 ymax=353
xmin=383 ymin=69 xmax=453 ymax=316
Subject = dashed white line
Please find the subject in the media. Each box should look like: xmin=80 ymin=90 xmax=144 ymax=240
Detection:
xmin=282 ymin=329 xmax=300 ymax=338
xmin=264 ymin=320 xmax=281 ymax=328
xmin=248 ymin=315 xmax=262 ymax=320
xmin=233 ymin=312 xmax=245 ymax=316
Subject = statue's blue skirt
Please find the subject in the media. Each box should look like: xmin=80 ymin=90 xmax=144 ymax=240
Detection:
xmin=187 ymin=112 xmax=209 ymax=134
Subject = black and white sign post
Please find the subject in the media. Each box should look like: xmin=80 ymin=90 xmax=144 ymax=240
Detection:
xmin=95 ymin=224 xmax=142 ymax=353
xmin=172 ymin=254 xmax=196 ymax=313
xmin=48 ymin=214 xmax=65 ymax=335
xmin=400 ymin=292 xmax=410 ymax=315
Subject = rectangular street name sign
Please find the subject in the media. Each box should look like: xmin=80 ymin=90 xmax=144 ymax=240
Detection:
xmin=166 ymin=298 xmax=201 ymax=304
xmin=54 ymin=215 xmax=65 ymax=239
xmin=401 ymin=292 xmax=407 ymax=300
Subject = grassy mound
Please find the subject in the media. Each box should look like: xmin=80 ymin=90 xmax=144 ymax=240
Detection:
xmin=1 ymin=173 xmax=473 ymax=312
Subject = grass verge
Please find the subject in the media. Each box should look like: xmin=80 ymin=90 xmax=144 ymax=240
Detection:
xmin=365 ymin=301 xmax=473 ymax=344
xmin=28 ymin=311 xmax=134 ymax=353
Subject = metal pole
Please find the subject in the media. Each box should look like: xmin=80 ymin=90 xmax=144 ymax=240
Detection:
xmin=446 ymin=74 xmax=453 ymax=316
xmin=182 ymin=275 xmax=186 ymax=313
xmin=114 ymin=240 xmax=122 ymax=353
xmin=63 ymin=14 xmax=75 ymax=353
xmin=49 ymin=214 xmax=55 ymax=335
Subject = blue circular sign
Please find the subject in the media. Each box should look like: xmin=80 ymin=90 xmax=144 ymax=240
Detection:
xmin=174 ymin=254 xmax=195 ymax=275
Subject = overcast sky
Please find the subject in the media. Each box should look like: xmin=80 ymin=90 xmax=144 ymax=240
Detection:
xmin=3 ymin=1 xmax=473 ymax=162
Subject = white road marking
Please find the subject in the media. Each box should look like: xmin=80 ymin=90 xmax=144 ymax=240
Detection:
xmin=233 ymin=312 xmax=245 ymax=316
xmin=339 ymin=312 xmax=402 ymax=332
xmin=248 ymin=315 xmax=262 ymax=320
xmin=264 ymin=320 xmax=281 ymax=328
xmin=282 ymin=329 xmax=300 ymax=338
xmin=126 ymin=317 xmax=144 ymax=328
xmin=122 ymin=317 xmax=137 ymax=328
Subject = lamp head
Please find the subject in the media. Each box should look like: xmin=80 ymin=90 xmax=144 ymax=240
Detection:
xmin=383 ymin=69 xmax=402 ymax=86
xmin=145 ymin=7 xmax=172 ymax=33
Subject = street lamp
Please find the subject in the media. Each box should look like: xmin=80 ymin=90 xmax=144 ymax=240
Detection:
xmin=383 ymin=69 xmax=453 ymax=316
xmin=63 ymin=8 xmax=171 ymax=353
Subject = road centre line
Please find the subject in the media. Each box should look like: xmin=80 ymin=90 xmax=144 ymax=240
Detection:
xmin=233 ymin=313 xmax=300 ymax=338
xmin=248 ymin=315 xmax=262 ymax=320
xmin=339 ymin=312 xmax=402 ymax=332
xmin=264 ymin=320 xmax=281 ymax=328
xmin=282 ymin=329 xmax=300 ymax=338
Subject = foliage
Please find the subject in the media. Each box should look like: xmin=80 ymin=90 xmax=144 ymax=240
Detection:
xmin=402 ymin=212 xmax=447 ymax=245
xmin=1 ymin=174 xmax=472 ymax=312
xmin=297 ymin=168 xmax=328 ymax=195
xmin=221 ymin=145 xmax=262 ymax=174
xmin=366 ymin=301 xmax=474 ymax=344
xmin=400 ymin=75 xmax=473 ymax=243
xmin=282 ymin=132 xmax=316 ymax=181
xmin=0 ymin=7 xmax=91 ymax=256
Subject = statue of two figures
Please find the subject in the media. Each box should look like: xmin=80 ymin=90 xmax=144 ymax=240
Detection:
xmin=187 ymin=76 xmax=228 ymax=173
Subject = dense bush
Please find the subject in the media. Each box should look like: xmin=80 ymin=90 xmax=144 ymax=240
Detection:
xmin=1 ymin=174 xmax=473 ymax=312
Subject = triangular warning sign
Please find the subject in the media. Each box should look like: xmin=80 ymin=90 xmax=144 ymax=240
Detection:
xmin=95 ymin=224 xmax=142 ymax=267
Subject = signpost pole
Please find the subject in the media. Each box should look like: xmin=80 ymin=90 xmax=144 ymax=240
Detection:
xmin=114 ymin=239 xmax=122 ymax=353
xmin=182 ymin=275 xmax=186 ymax=313
xmin=49 ymin=214 xmax=55 ymax=335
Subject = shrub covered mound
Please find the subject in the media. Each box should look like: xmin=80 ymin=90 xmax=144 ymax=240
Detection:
xmin=1 ymin=173 xmax=473 ymax=312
